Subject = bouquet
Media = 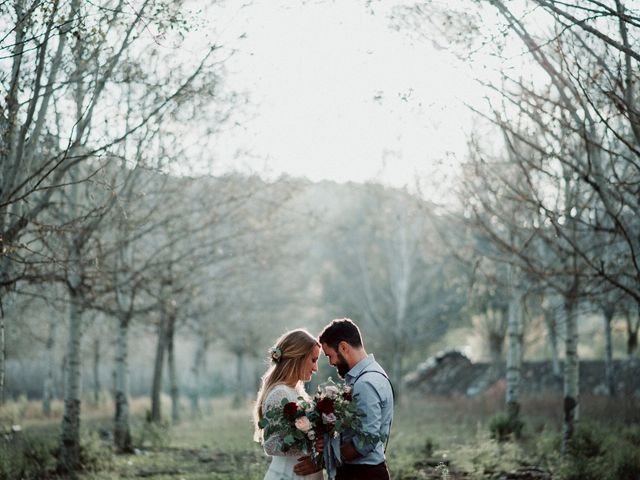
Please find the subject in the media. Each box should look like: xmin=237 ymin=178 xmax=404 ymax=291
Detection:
xmin=309 ymin=379 xmax=382 ymax=479
xmin=312 ymin=378 xmax=381 ymax=447
xmin=258 ymin=380 xmax=382 ymax=479
xmin=258 ymin=396 xmax=318 ymax=456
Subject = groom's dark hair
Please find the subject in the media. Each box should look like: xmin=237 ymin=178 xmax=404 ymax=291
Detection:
xmin=319 ymin=318 xmax=363 ymax=351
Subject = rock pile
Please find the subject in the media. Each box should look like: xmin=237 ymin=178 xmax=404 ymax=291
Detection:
xmin=405 ymin=351 xmax=640 ymax=397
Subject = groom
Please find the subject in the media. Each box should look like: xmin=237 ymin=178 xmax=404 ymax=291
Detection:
xmin=294 ymin=318 xmax=394 ymax=480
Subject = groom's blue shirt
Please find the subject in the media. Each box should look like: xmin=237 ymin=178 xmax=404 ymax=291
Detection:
xmin=342 ymin=354 xmax=394 ymax=465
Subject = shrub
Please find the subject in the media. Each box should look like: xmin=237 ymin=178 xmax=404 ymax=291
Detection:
xmin=0 ymin=429 xmax=113 ymax=479
xmin=554 ymin=424 xmax=605 ymax=480
xmin=0 ymin=394 xmax=29 ymax=425
xmin=556 ymin=458 xmax=604 ymax=480
xmin=137 ymin=419 xmax=171 ymax=448
xmin=79 ymin=430 xmax=113 ymax=472
xmin=566 ymin=423 xmax=603 ymax=459
xmin=620 ymin=424 xmax=640 ymax=446
xmin=0 ymin=433 xmax=56 ymax=480
xmin=554 ymin=423 xmax=640 ymax=480
xmin=423 ymin=437 xmax=437 ymax=457
xmin=606 ymin=442 xmax=640 ymax=480
xmin=488 ymin=411 xmax=524 ymax=441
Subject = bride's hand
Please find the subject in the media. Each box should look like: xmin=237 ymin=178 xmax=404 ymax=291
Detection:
xmin=315 ymin=435 xmax=325 ymax=452
xmin=293 ymin=455 xmax=321 ymax=475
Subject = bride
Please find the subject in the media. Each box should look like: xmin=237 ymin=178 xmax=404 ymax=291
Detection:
xmin=254 ymin=329 xmax=325 ymax=480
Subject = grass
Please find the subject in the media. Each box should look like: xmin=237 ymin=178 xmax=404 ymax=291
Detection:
xmin=1 ymin=392 xmax=638 ymax=479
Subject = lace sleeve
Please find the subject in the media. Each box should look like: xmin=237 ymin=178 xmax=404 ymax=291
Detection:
xmin=262 ymin=386 xmax=304 ymax=457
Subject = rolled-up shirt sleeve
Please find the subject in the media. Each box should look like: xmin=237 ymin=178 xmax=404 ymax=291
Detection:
xmin=351 ymin=379 xmax=383 ymax=456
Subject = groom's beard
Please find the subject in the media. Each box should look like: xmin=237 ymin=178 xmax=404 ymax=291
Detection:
xmin=335 ymin=352 xmax=350 ymax=378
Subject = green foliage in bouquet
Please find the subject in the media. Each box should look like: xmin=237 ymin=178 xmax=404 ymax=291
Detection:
xmin=312 ymin=378 xmax=383 ymax=449
xmin=259 ymin=396 xmax=316 ymax=453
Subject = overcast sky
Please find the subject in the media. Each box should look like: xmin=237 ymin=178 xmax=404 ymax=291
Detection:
xmin=179 ymin=0 xmax=486 ymax=196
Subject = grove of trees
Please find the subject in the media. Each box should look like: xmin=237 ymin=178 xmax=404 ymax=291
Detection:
xmin=394 ymin=0 xmax=640 ymax=452
xmin=1 ymin=1 xmax=638 ymax=475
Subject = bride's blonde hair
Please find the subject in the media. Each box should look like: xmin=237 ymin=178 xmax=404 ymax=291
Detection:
xmin=253 ymin=329 xmax=320 ymax=442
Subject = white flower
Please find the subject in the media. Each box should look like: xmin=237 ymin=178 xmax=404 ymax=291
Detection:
xmin=295 ymin=415 xmax=312 ymax=433
xmin=307 ymin=430 xmax=316 ymax=440
xmin=322 ymin=412 xmax=337 ymax=424
xmin=269 ymin=346 xmax=282 ymax=363
xmin=324 ymin=386 xmax=339 ymax=398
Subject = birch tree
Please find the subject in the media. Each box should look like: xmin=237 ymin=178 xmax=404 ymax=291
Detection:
xmin=622 ymin=300 xmax=640 ymax=358
xmin=322 ymin=185 xmax=467 ymax=402
xmin=541 ymin=293 xmax=563 ymax=377
xmin=0 ymin=0 xmax=225 ymax=411
xmin=393 ymin=0 xmax=639 ymax=449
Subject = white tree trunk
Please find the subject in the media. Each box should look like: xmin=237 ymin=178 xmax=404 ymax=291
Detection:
xmin=189 ymin=336 xmax=207 ymax=417
xmin=626 ymin=303 xmax=639 ymax=359
xmin=43 ymin=318 xmax=57 ymax=416
xmin=391 ymin=347 xmax=403 ymax=403
xmin=167 ymin=316 xmax=180 ymax=423
xmin=0 ymin=290 xmax=9 ymax=405
xmin=561 ymin=296 xmax=579 ymax=454
xmin=150 ymin=312 xmax=168 ymax=423
xmin=114 ymin=317 xmax=132 ymax=452
xmin=58 ymin=28 xmax=87 ymax=473
xmin=602 ymin=307 xmax=615 ymax=396
xmin=542 ymin=294 xmax=562 ymax=376
xmin=547 ymin=310 xmax=561 ymax=377
xmin=506 ymin=289 xmax=524 ymax=419
xmin=387 ymin=214 xmax=415 ymax=405
xmin=0 ymin=300 xmax=5 ymax=406
xmin=233 ymin=350 xmax=244 ymax=407
xmin=58 ymin=283 xmax=83 ymax=472
xmin=0 ymin=289 xmax=15 ymax=405
xmin=93 ymin=338 xmax=101 ymax=404
xmin=487 ymin=304 xmax=508 ymax=368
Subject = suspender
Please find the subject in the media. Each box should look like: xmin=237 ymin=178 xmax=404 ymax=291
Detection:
xmin=352 ymin=370 xmax=394 ymax=452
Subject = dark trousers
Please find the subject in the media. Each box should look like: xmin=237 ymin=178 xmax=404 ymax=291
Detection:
xmin=335 ymin=462 xmax=390 ymax=480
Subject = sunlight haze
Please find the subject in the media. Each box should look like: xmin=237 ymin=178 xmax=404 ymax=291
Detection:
xmin=188 ymin=0 xmax=481 ymax=193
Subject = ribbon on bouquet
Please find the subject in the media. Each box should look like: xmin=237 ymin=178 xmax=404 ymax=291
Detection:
xmin=323 ymin=433 xmax=342 ymax=480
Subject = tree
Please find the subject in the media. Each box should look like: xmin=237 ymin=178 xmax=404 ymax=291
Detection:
xmin=321 ymin=184 xmax=467 ymax=401
xmin=0 ymin=0 xmax=225 ymax=411
xmin=392 ymin=0 xmax=639 ymax=449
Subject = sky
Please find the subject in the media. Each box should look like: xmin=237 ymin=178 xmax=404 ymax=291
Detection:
xmin=180 ymin=0 xmax=487 ymax=194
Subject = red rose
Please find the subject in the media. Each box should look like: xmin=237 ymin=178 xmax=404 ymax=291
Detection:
xmin=342 ymin=391 xmax=353 ymax=401
xmin=316 ymin=397 xmax=335 ymax=414
xmin=283 ymin=402 xmax=298 ymax=418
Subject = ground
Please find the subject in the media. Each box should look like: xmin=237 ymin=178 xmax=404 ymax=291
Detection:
xmin=1 ymin=391 xmax=638 ymax=479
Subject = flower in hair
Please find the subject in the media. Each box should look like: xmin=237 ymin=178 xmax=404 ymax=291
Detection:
xmin=269 ymin=346 xmax=282 ymax=363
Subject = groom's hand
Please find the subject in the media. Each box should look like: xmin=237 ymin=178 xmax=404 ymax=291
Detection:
xmin=293 ymin=455 xmax=321 ymax=475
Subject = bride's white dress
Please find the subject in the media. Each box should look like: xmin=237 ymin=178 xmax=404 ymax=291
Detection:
xmin=262 ymin=384 xmax=324 ymax=480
